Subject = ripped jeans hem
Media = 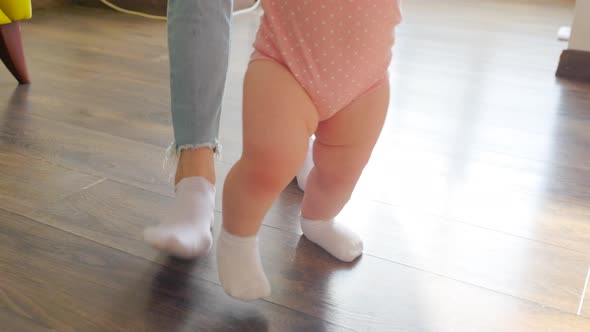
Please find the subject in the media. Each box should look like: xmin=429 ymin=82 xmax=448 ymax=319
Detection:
xmin=163 ymin=141 xmax=222 ymax=181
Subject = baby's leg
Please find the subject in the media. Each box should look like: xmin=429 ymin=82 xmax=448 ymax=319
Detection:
xmin=300 ymin=81 xmax=390 ymax=262
xmin=217 ymin=60 xmax=318 ymax=301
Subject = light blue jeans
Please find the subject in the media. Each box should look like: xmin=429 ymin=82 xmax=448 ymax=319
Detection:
xmin=167 ymin=0 xmax=233 ymax=157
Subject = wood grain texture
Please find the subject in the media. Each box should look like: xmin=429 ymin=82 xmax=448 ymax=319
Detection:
xmin=25 ymin=179 xmax=590 ymax=331
xmin=0 ymin=209 xmax=349 ymax=332
xmin=0 ymin=86 xmax=101 ymax=216
xmin=2 ymin=0 xmax=590 ymax=330
xmin=0 ymin=108 xmax=173 ymax=195
xmin=32 ymin=179 xmax=590 ymax=317
xmin=0 ymin=149 xmax=100 ymax=217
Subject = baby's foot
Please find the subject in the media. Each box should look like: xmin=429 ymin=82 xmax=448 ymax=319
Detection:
xmin=296 ymin=136 xmax=315 ymax=191
xmin=216 ymin=229 xmax=271 ymax=301
xmin=299 ymin=216 xmax=363 ymax=262
xmin=144 ymin=177 xmax=215 ymax=259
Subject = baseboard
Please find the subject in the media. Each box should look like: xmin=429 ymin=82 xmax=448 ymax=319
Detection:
xmin=75 ymin=0 xmax=257 ymax=16
xmin=556 ymin=49 xmax=590 ymax=82
xmin=74 ymin=0 xmax=102 ymax=7
xmin=33 ymin=0 xmax=73 ymax=9
xmin=75 ymin=0 xmax=166 ymax=16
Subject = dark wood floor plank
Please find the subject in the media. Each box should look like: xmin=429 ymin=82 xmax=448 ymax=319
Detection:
xmin=6 ymin=6 xmax=590 ymax=204
xmin=7 ymin=5 xmax=590 ymax=198
xmin=29 ymin=179 xmax=590 ymax=327
xmin=0 ymin=148 xmax=101 ymax=218
xmin=5 ymin=6 xmax=589 ymax=191
xmin=9 ymin=5 xmax=590 ymax=173
xmin=0 ymin=104 xmax=173 ymax=196
xmin=0 ymin=85 xmax=232 ymax=209
xmin=0 ymin=209 xmax=350 ymax=332
xmin=27 ymin=178 xmax=262 ymax=283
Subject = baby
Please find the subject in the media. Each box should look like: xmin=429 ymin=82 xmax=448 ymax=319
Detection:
xmin=217 ymin=0 xmax=402 ymax=301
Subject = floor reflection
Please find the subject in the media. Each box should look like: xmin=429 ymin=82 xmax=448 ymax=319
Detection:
xmin=1 ymin=84 xmax=31 ymax=138
xmin=146 ymin=257 xmax=270 ymax=332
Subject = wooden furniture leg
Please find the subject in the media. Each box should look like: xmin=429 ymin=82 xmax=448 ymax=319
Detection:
xmin=0 ymin=21 xmax=30 ymax=84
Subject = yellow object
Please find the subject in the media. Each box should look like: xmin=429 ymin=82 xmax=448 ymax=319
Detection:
xmin=0 ymin=0 xmax=32 ymax=25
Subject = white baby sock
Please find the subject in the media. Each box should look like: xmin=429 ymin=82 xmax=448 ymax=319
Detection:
xmin=144 ymin=177 xmax=215 ymax=259
xmin=296 ymin=136 xmax=315 ymax=191
xmin=216 ymin=229 xmax=271 ymax=301
xmin=299 ymin=216 xmax=364 ymax=262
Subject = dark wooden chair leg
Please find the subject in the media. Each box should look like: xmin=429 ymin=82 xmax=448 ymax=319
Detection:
xmin=0 ymin=22 xmax=30 ymax=84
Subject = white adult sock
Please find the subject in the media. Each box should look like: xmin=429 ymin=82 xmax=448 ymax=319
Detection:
xmin=299 ymin=216 xmax=363 ymax=262
xmin=144 ymin=177 xmax=215 ymax=259
xmin=216 ymin=229 xmax=271 ymax=301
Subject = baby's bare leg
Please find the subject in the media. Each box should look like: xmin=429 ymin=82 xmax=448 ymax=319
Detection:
xmin=217 ymin=60 xmax=318 ymax=301
xmin=300 ymin=81 xmax=390 ymax=262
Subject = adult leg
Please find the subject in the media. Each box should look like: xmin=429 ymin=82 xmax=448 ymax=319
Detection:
xmin=144 ymin=0 xmax=233 ymax=259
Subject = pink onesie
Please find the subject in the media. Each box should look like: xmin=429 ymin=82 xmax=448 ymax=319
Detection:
xmin=252 ymin=0 xmax=402 ymax=120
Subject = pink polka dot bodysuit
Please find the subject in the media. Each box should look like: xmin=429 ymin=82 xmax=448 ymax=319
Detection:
xmin=251 ymin=0 xmax=402 ymax=120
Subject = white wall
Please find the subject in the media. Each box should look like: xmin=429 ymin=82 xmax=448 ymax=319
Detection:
xmin=570 ymin=0 xmax=590 ymax=51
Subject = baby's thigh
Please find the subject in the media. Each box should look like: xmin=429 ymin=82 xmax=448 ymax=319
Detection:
xmin=314 ymin=81 xmax=390 ymax=173
xmin=241 ymin=60 xmax=318 ymax=168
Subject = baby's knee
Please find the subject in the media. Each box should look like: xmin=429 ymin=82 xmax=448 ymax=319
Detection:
xmin=240 ymin=150 xmax=297 ymax=193
xmin=314 ymin=144 xmax=370 ymax=179
xmin=318 ymin=167 xmax=360 ymax=192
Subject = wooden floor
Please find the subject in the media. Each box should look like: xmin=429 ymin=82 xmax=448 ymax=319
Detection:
xmin=2 ymin=1 xmax=590 ymax=331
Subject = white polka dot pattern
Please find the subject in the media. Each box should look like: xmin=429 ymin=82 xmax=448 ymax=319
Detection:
xmin=251 ymin=0 xmax=402 ymax=120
